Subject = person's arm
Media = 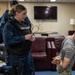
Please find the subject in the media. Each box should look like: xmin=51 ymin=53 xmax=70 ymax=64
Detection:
xmin=59 ymin=42 xmax=75 ymax=69
xmin=0 ymin=10 xmax=9 ymax=25
xmin=60 ymin=57 xmax=70 ymax=69
xmin=3 ymin=22 xmax=34 ymax=45
xmin=3 ymin=22 xmax=25 ymax=45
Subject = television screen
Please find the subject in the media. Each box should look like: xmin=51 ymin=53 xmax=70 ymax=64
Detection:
xmin=34 ymin=6 xmax=57 ymax=20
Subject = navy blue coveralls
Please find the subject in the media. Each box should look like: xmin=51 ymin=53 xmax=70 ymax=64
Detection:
xmin=0 ymin=10 xmax=35 ymax=74
xmin=3 ymin=18 xmax=33 ymax=75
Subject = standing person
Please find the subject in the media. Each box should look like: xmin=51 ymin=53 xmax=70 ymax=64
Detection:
xmin=1 ymin=0 xmax=35 ymax=75
xmin=51 ymin=32 xmax=75 ymax=75
xmin=10 ymin=0 xmax=18 ymax=8
xmin=3 ymin=4 xmax=35 ymax=75
xmin=0 ymin=0 xmax=18 ymax=42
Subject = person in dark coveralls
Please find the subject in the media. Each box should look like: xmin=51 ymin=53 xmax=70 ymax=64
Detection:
xmin=0 ymin=1 xmax=35 ymax=75
xmin=51 ymin=32 xmax=75 ymax=75
xmin=0 ymin=1 xmax=18 ymax=43
xmin=3 ymin=4 xmax=35 ymax=75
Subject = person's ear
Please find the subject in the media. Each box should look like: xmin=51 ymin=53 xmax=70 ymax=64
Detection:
xmin=16 ymin=12 xmax=19 ymax=16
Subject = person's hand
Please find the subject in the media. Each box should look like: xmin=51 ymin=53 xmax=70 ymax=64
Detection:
xmin=53 ymin=56 xmax=61 ymax=60
xmin=25 ymin=34 xmax=32 ymax=40
xmin=30 ymin=35 xmax=36 ymax=42
xmin=51 ymin=56 xmax=61 ymax=64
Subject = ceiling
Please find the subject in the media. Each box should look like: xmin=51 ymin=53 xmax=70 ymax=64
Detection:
xmin=0 ymin=0 xmax=75 ymax=3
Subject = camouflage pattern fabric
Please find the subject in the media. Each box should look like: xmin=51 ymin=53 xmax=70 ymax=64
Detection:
xmin=56 ymin=64 xmax=72 ymax=75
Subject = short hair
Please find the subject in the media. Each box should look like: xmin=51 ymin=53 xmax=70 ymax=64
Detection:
xmin=10 ymin=0 xmax=18 ymax=7
xmin=73 ymin=31 xmax=75 ymax=34
xmin=70 ymin=31 xmax=75 ymax=35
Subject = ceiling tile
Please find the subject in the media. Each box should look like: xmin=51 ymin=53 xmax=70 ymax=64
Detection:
xmin=43 ymin=0 xmax=50 ymax=2
xmin=0 ymin=0 xmax=75 ymax=3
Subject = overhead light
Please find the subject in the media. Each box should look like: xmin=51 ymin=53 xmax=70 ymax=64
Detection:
xmin=50 ymin=0 xmax=56 ymax=2
xmin=18 ymin=0 xmax=24 ymax=1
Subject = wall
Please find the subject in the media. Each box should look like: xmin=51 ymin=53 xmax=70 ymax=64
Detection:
xmin=22 ymin=3 xmax=75 ymax=37
xmin=0 ymin=2 xmax=75 ymax=37
xmin=0 ymin=2 xmax=8 ymax=16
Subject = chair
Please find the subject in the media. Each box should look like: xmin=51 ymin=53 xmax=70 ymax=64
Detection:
xmin=31 ymin=36 xmax=51 ymax=70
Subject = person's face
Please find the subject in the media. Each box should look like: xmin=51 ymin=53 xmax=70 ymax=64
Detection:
xmin=15 ymin=10 xmax=27 ymax=22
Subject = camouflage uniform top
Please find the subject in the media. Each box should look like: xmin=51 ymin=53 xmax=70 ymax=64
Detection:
xmin=60 ymin=36 xmax=75 ymax=70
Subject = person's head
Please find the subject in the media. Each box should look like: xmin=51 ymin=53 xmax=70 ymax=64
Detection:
xmin=10 ymin=4 xmax=27 ymax=22
xmin=71 ymin=31 xmax=75 ymax=40
xmin=10 ymin=0 xmax=18 ymax=7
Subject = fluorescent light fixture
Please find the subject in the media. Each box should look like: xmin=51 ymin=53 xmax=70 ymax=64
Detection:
xmin=18 ymin=0 xmax=24 ymax=1
xmin=50 ymin=0 xmax=56 ymax=2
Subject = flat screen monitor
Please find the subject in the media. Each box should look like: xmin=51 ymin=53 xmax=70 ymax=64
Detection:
xmin=34 ymin=6 xmax=57 ymax=20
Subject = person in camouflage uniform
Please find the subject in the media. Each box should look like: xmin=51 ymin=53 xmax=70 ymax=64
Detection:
xmin=56 ymin=64 xmax=72 ymax=75
xmin=51 ymin=32 xmax=75 ymax=75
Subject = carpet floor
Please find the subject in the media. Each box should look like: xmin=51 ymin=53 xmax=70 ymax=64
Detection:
xmin=35 ymin=71 xmax=75 ymax=75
